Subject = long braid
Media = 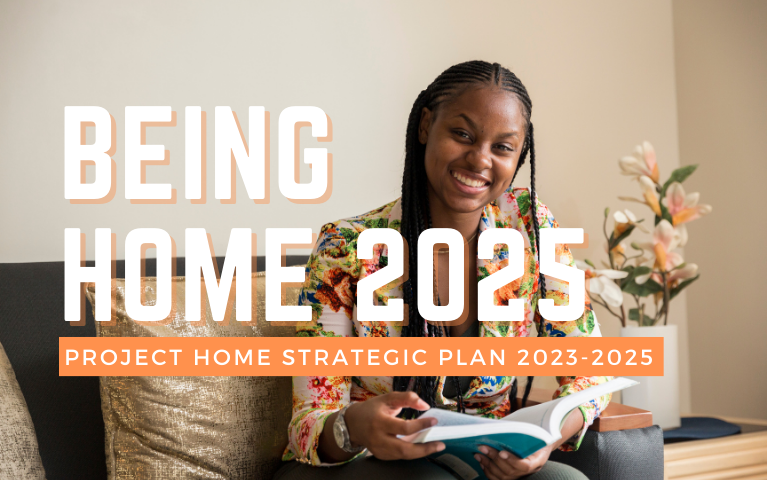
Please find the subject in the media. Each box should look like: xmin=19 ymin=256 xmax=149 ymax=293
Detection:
xmin=394 ymin=61 xmax=542 ymax=416
xmin=522 ymin=123 xmax=547 ymax=407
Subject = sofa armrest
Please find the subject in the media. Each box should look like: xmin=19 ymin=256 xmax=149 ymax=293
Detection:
xmin=549 ymin=426 xmax=664 ymax=480
xmin=516 ymin=388 xmax=663 ymax=479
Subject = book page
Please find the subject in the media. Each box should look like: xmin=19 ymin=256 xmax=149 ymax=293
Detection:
xmin=502 ymin=400 xmax=556 ymax=428
xmin=419 ymin=408 xmax=498 ymax=427
xmin=502 ymin=377 xmax=639 ymax=437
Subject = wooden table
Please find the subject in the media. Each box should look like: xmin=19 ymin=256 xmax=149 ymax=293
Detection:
xmin=518 ymin=388 xmax=653 ymax=432
xmin=664 ymin=416 xmax=767 ymax=480
xmin=518 ymin=389 xmax=767 ymax=478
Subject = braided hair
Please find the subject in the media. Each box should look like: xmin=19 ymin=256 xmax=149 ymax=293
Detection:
xmin=393 ymin=60 xmax=547 ymax=415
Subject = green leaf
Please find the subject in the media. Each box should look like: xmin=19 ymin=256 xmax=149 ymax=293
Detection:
xmin=658 ymin=201 xmax=673 ymax=225
xmin=661 ymin=165 xmax=698 ymax=196
xmin=622 ymin=278 xmax=664 ymax=296
xmin=628 ymin=308 xmax=654 ymax=326
xmin=633 ymin=266 xmax=652 ymax=276
xmin=621 ymin=265 xmax=652 ymax=286
xmin=670 ymin=274 xmax=700 ymax=300
xmin=620 ymin=265 xmax=637 ymax=283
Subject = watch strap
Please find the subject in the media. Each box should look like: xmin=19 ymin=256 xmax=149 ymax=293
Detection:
xmin=336 ymin=405 xmax=365 ymax=453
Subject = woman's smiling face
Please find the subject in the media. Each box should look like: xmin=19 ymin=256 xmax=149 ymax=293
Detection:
xmin=420 ymin=86 xmax=528 ymax=215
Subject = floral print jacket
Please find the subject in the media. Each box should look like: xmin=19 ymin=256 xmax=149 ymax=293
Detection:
xmin=283 ymin=187 xmax=613 ymax=466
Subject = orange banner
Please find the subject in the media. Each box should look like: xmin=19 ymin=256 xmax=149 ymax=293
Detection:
xmin=60 ymin=337 xmax=663 ymax=376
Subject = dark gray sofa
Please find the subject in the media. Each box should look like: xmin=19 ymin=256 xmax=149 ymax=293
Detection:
xmin=0 ymin=258 xmax=664 ymax=479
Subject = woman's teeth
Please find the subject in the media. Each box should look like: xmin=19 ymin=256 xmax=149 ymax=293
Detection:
xmin=452 ymin=171 xmax=487 ymax=188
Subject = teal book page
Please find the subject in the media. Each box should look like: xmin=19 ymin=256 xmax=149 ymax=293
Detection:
xmin=429 ymin=433 xmax=548 ymax=480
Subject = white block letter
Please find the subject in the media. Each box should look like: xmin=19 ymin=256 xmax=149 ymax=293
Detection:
xmin=478 ymin=229 xmax=525 ymax=322
xmin=418 ymin=228 xmax=464 ymax=322
xmin=125 ymin=228 xmax=172 ymax=321
xmin=265 ymin=228 xmax=311 ymax=322
xmin=278 ymin=106 xmax=329 ymax=200
xmin=185 ymin=228 xmax=252 ymax=322
xmin=215 ymin=106 xmax=265 ymax=200
xmin=64 ymin=228 xmax=112 ymax=321
xmin=357 ymin=228 xmax=404 ymax=322
xmin=125 ymin=106 xmax=173 ymax=200
xmin=538 ymin=228 xmax=585 ymax=322
xmin=185 ymin=106 xmax=203 ymax=200
xmin=64 ymin=106 xmax=113 ymax=200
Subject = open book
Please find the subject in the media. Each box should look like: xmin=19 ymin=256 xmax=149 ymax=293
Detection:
xmin=404 ymin=377 xmax=638 ymax=480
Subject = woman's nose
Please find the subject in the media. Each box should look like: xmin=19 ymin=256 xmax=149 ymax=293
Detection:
xmin=465 ymin=144 xmax=493 ymax=170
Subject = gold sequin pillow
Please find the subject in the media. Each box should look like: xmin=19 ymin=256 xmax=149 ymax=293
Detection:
xmin=0 ymin=341 xmax=46 ymax=479
xmin=85 ymin=272 xmax=299 ymax=480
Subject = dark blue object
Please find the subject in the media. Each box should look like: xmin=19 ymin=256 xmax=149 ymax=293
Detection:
xmin=663 ymin=417 xmax=741 ymax=440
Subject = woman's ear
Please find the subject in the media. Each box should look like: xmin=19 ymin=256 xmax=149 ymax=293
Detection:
xmin=418 ymin=107 xmax=432 ymax=145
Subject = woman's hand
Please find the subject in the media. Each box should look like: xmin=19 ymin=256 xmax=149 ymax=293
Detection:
xmin=343 ymin=392 xmax=446 ymax=461
xmin=474 ymin=445 xmax=552 ymax=480
xmin=473 ymin=409 xmax=584 ymax=479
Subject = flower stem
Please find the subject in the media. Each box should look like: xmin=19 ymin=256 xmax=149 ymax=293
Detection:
xmin=590 ymin=296 xmax=623 ymax=323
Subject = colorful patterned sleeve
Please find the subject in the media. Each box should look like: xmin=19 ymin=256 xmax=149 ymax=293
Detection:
xmin=532 ymin=196 xmax=613 ymax=452
xmin=282 ymin=221 xmax=364 ymax=466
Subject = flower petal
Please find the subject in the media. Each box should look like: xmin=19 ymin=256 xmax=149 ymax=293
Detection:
xmin=642 ymin=141 xmax=659 ymax=183
xmin=672 ymin=204 xmax=712 ymax=225
xmin=664 ymin=182 xmax=686 ymax=216
xmin=670 ymin=263 xmax=698 ymax=282
xmin=640 ymin=176 xmax=662 ymax=216
xmin=574 ymin=260 xmax=593 ymax=275
xmin=590 ymin=276 xmax=606 ymax=295
xmin=601 ymin=280 xmax=625 ymax=308
xmin=618 ymin=196 xmax=647 ymax=204
xmin=683 ymin=191 xmax=700 ymax=209
xmin=619 ymin=156 xmax=646 ymax=176
xmin=666 ymin=251 xmax=684 ymax=269
xmin=596 ymin=269 xmax=630 ymax=279
xmin=653 ymin=219 xmax=675 ymax=250
xmin=635 ymin=272 xmax=652 ymax=284
xmin=613 ymin=211 xmax=629 ymax=224
xmin=676 ymin=224 xmax=688 ymax=247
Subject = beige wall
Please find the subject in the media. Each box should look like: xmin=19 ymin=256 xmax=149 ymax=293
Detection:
xmin=673 ymin=0 xmax=767 ymax=420
xmin=0 ymin=2 xmax=691 ymax=407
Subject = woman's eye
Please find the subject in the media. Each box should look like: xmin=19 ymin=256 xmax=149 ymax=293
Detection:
xmin=454 ymin=130 xmax=471 ymax=140
xmin=496 ymin=144 xmax=514 ymax=152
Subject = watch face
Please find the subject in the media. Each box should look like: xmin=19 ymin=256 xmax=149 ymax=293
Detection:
xmin=333 ymin=419 xmax=345 ymax=448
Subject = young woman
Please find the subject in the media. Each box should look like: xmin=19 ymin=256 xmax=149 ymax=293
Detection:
xmin=275 ymin=61 xmax=611 ymax=480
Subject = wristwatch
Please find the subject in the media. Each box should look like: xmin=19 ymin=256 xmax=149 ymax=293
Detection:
xmin=333 ymin=405 xmax=365 ymax=453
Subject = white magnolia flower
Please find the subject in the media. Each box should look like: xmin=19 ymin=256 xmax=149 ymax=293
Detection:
xmin=613 ymin=209 xmax=649 ymax=233
xmin=575 ymin=260 xmax=629 ymax=308
xmin=662 ymin=182 xmax=713 ymax=226
xmin=618 ymin=141 xmax=660 ymax=183
xmin=635 ymin=220 xmax=686 ymax=284
xmin=619 ymin=175 xmax=662 ymax=217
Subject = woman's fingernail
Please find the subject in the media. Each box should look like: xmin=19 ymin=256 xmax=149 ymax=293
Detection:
xmin=474 ymin=454 xmax=482 ymax=462
xmin=478 ymin=446 xmax=488 ymax=454
xmin=500 ymin=451 xmax=509 ymax=459
xmin=437 ymin=443 xmax=445 ymax=451
xmin=431 ymin=418 xmax=438 ymax=426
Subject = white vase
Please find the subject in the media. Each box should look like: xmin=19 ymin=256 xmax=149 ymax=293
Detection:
xmin=619 ymin=324 xmax=681 ymax=429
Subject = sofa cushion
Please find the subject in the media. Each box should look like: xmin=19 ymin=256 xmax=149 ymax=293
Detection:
xmin=86 ymin=271 xmax=300 ymax=480
xmin=0 ymin=340 xmax=46 ymax=479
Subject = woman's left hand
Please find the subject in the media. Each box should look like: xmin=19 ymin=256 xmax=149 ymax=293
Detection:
xmin=474 ymin=444 xmax=552 ymax=480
